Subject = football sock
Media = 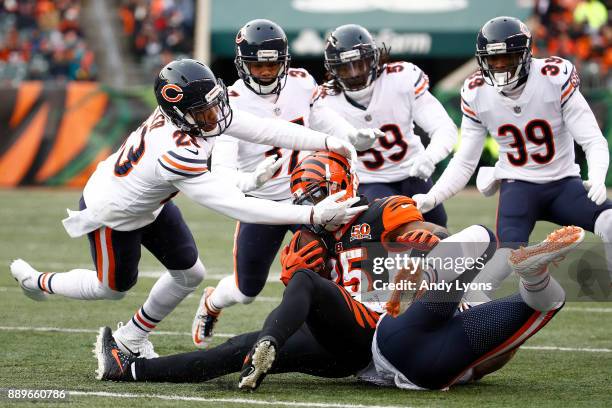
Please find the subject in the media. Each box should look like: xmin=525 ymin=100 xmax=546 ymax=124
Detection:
xmin=464 ymin=248 xmax=513 ymax=305
xmin=594 ymin=208 xmax=612 ymax=283
xmin=122 ymin=271 xmax=196 ymax=340
xmin=518 ymin=270 xmax=565 ymax=312
xmin=44 ymin=269 xmax=125 ymax=300
xmin=209 ymin=275 xmax=255 ymax=310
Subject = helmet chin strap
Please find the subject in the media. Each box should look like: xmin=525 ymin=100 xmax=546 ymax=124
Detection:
xmin=492 ymin=63 xmax=523 ymax=94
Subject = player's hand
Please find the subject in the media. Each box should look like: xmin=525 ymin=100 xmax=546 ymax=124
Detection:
xmin=389 ymin=229 xmax=441 ymax=252
xmin=253 ymin=154 xmax=287 ymax=188
xmin=310 ymin=190 xmax=368 ymax=225
xmin=325 ymin=136 xmax=358 ymax=162
xmin=280 ymin=233 xmax=325 ymax=286
xmin=348 ymin=128 xmax=385 ymax=151
xmin=400 ymin=155 xmax=435 ymax=180
xmin=412 ymin=193 xmax=437 ymax=214
xmin=583 ymin=180 xmax=607 ymax=205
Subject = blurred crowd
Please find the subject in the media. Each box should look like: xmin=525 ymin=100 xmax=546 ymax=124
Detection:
xmin=532 ymin=0 xmax=611 ymax=89
xmin=0 ymin=0 xmax=96 ymax=83
xmin=118 ymin=0 xmax=194 ymax=80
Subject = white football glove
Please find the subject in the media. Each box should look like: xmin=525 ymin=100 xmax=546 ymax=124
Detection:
xmin=310 ymin=190 xmax=368 ymax=225
xmin=238 ymin=155 xmax=287 ymax=193
xmin=325 ymin=136 xmax=358 ymax=163
xmin=583 ymin=180 xmax=607 ymax=205
xmin=400 ymin=154 xmax=436 ymax=180
xmin=412 ymin=193 xmax=437 ymax=214
xmin=348 ymin=128 xmax=386 ymax=151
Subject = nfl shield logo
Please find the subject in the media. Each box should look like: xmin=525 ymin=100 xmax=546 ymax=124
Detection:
xmin=513 ymin=106 xmax=521 ymax=114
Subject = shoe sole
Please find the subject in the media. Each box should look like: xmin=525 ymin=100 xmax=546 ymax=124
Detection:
xmin=509 ymin=226 xmax=585 ymax=268
xmin=238 ymin=340 xmax=276 ymax=390
xmin=192 ymin=287 xmax=217 ymax=349
xmin=93 ymin=326 xmax=110 ymax=381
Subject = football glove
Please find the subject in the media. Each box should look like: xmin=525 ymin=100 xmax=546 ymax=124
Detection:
xmin=238 ymin=155 xmax=287 ymax=193
xmin=347 ymin=128 xmax=385 ymax=151
xmin=325 ymin=136 xmax=358 ymax=163
xmin=280 ymin=232 xmax=325 ymax=286
xmin=583 ymin=180 xmax=607 ymax=206
xmin=401 ymin=154 xmax=435 ymax=180
xmin=386 ymin=229 xmax=441 ymax=253
xmin=310 ymin=191 xmax=368 ymax=226
xmin=412 ymin=193 xmax=437 ymax=214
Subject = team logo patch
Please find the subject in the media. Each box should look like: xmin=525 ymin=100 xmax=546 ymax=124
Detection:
xmin=350 ymin=223 xmax=371 ymax=241
xmin=235 ymin=29 xmax=244 ymax=44
xmin=161 ymin=84 xmax=183 ymax=103
xmin=519 ymin=22 xmax=531 ymax=38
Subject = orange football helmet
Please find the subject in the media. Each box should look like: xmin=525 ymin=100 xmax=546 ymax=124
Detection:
xmin=290 ymin=151 xmax=358 ymax=206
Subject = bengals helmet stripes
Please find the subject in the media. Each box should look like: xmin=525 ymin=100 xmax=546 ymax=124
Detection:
xmin=290 ymin=151 xmax=358 ymax=206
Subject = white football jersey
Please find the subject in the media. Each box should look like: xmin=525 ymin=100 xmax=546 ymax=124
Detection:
xmin=461 ymin=57 xmax=582 ymax=182
xmin=82 ymin=107 xmax=214 ymax=231
xmin=213 ymin=68 xmax=316 ymax=201
xmin=313 ymin=62 xmax=430 ymax=183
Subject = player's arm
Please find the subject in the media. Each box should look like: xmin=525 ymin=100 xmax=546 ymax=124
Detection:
xmin=562 ymin=78 xmax=609 ymax=205
xmin=227 ymin=109 xmax=357 ymax=160
xmin=172 ymin=174 xmax=366 ymax=226
xmin=414 ymin=115 xmax=487 ymax=213
xmin=409 ymin=90 xmax=458 ymax=172
xmin=211 ymin=135 xmax=285 ymax=193
xmin=309 ymin=91 xmax=383 ymax=152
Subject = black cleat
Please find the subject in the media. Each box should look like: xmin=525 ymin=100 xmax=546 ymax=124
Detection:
xmin=94 ymin=326 xmax=135 ymax=381
xmin=238 ymin=336 xmax=278 ymax=391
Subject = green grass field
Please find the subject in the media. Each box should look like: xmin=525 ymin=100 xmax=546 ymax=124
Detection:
xmin=0 ymin=188 xmax=610 ymax=408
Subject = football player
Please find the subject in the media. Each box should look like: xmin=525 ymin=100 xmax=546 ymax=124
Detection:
xmin=314 ymin=24 xmax=458 ymax=227
xmin=94 ymin=150 xmax=444 ymax=384
xmin=192 ymin=19 xmax=385 ymax=348
xmin=413 ymin=16 xmax=612 ymax=302
xmin=9 ymin=59 xmax=366 ymax=359
xmin=95 ymin=151 xmax=576 ymax=391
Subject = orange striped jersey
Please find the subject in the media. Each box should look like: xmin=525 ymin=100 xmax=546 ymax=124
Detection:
xmin=460 ymin=56 xmax=587 ymax=183
xmin=312 ymin=61 xmax=437 ymax=184
xmin=325 ymin=195 xmax=424 ymax=313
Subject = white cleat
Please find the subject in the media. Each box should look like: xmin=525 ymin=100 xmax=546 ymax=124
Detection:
xmin=509 ymin=226 xmax=585 ymax=277
xmin=192 ymin=286 xmax=220 ymax=349
xmin=113 ymin=322 xmax=158 ymax=359
xmin=9 ymin=259 xmax=48 ymax=301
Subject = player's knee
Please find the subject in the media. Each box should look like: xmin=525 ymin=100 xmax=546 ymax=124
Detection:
xmin=595 ymin=209 xmax=612 ymax=241
xmin=169 ymin=258 xmax=206 ymax=289
xmin=288 ymin=268 xmax=318 ymax=288
xmin=497 ymin=226 xmax=527 ymax=249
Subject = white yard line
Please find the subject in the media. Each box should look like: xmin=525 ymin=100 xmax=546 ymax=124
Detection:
xmin=0 ymin=325 xmax=609 ymax=353
xmin=68 ymin=391 xmax=413 ymax=408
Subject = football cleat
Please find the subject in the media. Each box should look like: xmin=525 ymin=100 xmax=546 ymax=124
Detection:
xmin=192 ymin=286 xmax=221 ymax=349
xmin=113 ymin=322 xmax=158 ymax=359
xmin=238 ymin=336 xmax=278 ymax=391
xmin=9 ymin=259 xmax=48 ymax=301
xmin=509 ymin=226 xmax=584 ymax=277
xmin=94 ymin=326 xmax=135 ymax=381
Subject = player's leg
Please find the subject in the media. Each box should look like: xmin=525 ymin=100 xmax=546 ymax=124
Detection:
xmin=11 ymin=197 xmax=140 ymax=301
xmin=358 ymin=181 xmax=398 ymax=202
xmin=374 ymin=226 xmax=578 ymax=390
xmin=113 ymin=202 xmax=204 ymax=358
xmin=546 ymin=176 xmax=612 ymax=282
xmin=239 ymin=269 xmax=377 ymax=390
xmin=98 ymin=325 xmax=352 ymax=382
xmin=193 ymin=222 xmax=291 ymax=347
xmin=399 ymin=176 xmax=448 ymax=227
xmin=464 ymin=180 xmax=540 ymax=305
